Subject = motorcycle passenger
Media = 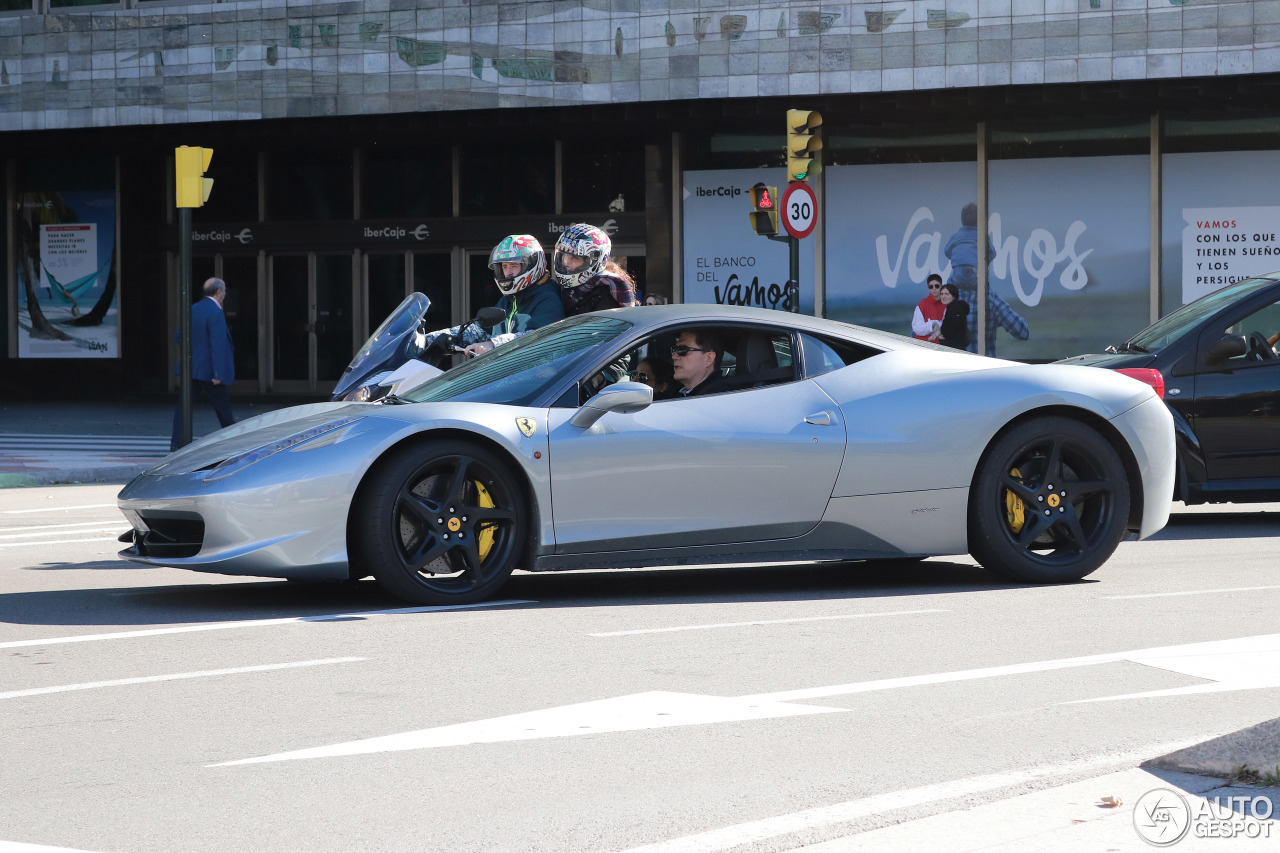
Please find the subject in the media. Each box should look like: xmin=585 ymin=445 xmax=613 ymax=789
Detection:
xmin=424 ymin=234 xmax=563 ymax=359
xmin=554 ymin=223 xmax=638 ymax=391
xmin=552 ymin=223 xmax=638 ymax=315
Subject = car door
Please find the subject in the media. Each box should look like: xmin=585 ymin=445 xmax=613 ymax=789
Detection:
xmin=546 ymin=361 xmax=846 ymax=555
xmin=1190 ymin=295 xmax=1280 ymax=485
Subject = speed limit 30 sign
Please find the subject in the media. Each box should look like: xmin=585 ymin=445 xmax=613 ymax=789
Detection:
xmin=780 ymin=182 xmax=818 ymax=239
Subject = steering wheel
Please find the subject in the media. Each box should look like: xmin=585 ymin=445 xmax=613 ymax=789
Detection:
xmin=1248 ymin=331 xmax=1276 ymax=361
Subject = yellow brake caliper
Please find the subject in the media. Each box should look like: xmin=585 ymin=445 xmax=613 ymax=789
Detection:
xmin=474 ymin=481 xmax=496 ymax=560
xmin=1005 ymin=467 xmax=1026 ymax=534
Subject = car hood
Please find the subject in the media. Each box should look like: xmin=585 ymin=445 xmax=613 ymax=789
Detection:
xmin=143 ymin=402 xmax=376 ymax=475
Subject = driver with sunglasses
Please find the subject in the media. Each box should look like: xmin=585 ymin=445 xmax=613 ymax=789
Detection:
xmin=911 ymin=272 xmax=946 ymax=342
xmin=670 ymin=329 xmax=728 ymax=396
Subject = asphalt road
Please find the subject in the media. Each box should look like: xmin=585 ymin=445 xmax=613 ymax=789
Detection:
xmin=1 ymin=485 xmax=1278 ymax=853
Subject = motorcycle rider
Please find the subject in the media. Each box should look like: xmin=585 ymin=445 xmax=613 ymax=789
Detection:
xmin=552 ymin=222 xmax=638 ymax=314
xmin=552 ymin=223 xmax=638 ymax=388
xmin=425 ymin=234 xmax=564 ymax=359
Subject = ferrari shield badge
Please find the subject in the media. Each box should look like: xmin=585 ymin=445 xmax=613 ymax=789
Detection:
xmin=516 ymin=416 xmax=537 ymax=438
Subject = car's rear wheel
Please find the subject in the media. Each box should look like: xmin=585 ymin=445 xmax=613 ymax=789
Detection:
xmin=352 ymin=440 xmax=528 ymax=605
xmin=969 ymin=417 xmax=1129 ymax=583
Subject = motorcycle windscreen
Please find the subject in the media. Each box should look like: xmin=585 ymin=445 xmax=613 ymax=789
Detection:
xmin=333 ymin=292 xmax=431 ymax=400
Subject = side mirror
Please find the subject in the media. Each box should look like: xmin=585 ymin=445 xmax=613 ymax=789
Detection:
xmin=1205 ymin=334 xmax=1246 ymax=366
xmin=475 ymin=306 xmax=507 ymax=331
xmin=570 ymin=381 xmax=653 ymax=428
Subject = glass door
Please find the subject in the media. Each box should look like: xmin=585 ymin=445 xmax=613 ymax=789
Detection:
xmin=268 ymin=252 xmax=355 ymax=394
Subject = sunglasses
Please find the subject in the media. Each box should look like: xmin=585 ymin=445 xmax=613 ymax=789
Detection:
xmin=927 ymin=283 xmax=941 ymax=290
xmin=671 ymin=345 xmax=710 ymax=357
xmin=634 ymin=372 xmax=653 ymax=382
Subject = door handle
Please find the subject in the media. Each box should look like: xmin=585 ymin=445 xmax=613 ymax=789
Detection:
xmin=804 ymin=411 xmax=833 ymax=426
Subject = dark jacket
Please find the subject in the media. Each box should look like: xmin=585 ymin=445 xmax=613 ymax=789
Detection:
xmin=494 ymin=277 xmax=564 ymax=336
xmin=940 ymin=300 xmax=970 ymax=350
xmin=561 ymin=273 xmax=637 ymax=316
xmin=175 ymin=297 xmax=235 ymax=384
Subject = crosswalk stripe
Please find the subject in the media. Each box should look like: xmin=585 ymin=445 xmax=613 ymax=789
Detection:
xmin=0 ymin=433 xmax=170 ymax=457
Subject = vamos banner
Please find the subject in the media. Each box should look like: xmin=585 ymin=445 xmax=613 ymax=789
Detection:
xmin=824 ymin=157 xmax=1150 ymax=360
xmin=1163 ymin=151 xmax=1280 ymax=312
xmin=682 ymin=169 xmax=814 ymax=315
xmin=15 ymin=189 xmax=119 ymax=359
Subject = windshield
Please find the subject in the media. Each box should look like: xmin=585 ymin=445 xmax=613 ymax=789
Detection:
xmin=333 ymin=292 xmax=431 ymax=399
xmin=403 ymin=315 xmax=633 ymax=406
xmin=1130 ymin=276 xmax=1279 ymax=352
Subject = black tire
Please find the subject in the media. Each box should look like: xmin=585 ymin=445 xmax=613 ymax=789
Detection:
xmin=969 ymin=417 xmax=1130 ymax=583
xmin=352 ymin=440 xmax=528 ymax=605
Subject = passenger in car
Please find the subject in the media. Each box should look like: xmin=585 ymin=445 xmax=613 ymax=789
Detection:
xmin=671 ymin=330 xmax=729 ymax=396
xmin=633 ymin=357 xmax=677 ymax=400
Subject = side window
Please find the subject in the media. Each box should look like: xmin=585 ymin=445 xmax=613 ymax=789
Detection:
xmin=578 ymin=325 xmax=799 ymax=402
xmin=1220 ymin=300 xmax=1280 ymax=366
xmin=799 ymin=333 xmax=880 ymax=377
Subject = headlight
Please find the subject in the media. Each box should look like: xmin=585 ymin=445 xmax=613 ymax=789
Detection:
xmin=202 ymin=416 xmax=365 ymax=482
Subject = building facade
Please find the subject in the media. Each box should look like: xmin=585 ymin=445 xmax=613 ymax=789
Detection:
xmin=3 ymin=0 xmax=1279 ymax=398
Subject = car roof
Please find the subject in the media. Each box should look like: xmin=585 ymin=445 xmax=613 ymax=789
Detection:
xmin=600 ymin=304 xmax=919 ymax=351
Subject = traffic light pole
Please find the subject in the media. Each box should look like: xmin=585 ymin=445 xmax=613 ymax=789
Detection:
xmin=178 ymin=206 xmax=193 ymax=449
xmin=766 ymin=233 xmax=800 ymax=312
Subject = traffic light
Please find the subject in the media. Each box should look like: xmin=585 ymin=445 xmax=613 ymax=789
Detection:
xmin=748 ymin=182 xmax=778 ymax=236
xmin=786 ymin=109 xmax=822 ymax=183
xmin=175 ymin=145 xmax=214 ymax=208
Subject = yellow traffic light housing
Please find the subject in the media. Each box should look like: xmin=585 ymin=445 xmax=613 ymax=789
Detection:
xmin=748 ymin=182 xmax=779 ymax=236
xmin=175 ymin=145 xmax=214 ymax=208
xmin=786 ymin=109 xmax=822 ymax=183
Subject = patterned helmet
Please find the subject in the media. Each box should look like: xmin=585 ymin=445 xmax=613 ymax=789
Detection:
xmin=552 ymin=223 xmax=611 ymax=288
xmin=488 ymin=234 xmax=547 ymax=296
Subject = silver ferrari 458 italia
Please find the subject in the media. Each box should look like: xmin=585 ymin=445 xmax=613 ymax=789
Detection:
xmin=119 ymin=304 xmax=1175 ymax=605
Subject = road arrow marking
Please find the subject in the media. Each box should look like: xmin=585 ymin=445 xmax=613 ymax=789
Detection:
xmin=214 ymin=633 xmax=1280 ymax=766
xmin=212 ymin=691 xmax=844 ymax=766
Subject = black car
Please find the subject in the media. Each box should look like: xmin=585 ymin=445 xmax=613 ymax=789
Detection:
xmin=1058 ymin=272 xmax=1280 ymax=505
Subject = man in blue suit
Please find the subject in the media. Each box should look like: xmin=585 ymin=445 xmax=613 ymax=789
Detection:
xmin=171 ymin=277 xmax=236 ymax=451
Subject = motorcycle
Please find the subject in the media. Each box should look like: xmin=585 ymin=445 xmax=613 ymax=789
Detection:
xmin=332 ymin=293 xmax=506 ymax=403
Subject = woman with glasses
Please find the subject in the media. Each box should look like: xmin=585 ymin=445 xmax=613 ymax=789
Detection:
xmin=911 ymin=272 xmax=946 ymax=342
xmin=633 ymin=357 xmax=676 ymax=400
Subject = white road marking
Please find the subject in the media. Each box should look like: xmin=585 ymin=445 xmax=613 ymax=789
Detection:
xmin=0 ymin=841 xmax=108 ymax=852
xmin=0 ymin=538 xmax=120 ymax=549
xmin=0 ymin=522 xmax=126 ymax=534
xmin=216 ymin=633 xmax=1280 ymax=766
xmin=590 ymin=609 xmax=948 ymax=637
xmin=0 ymin=600 xmax=535 ymax=649
xmin=0 ymin=526 xmax=125 ymax=540
xmin=2 ymin=503 xmax=118 ymax=514
xmin=0 ymin=658 xmax=365 ymax=700
xmin=212 ymin=691 xmax=844 ymax=766
xmin=609 ymin=738 xmax=1216 ymax=853
xmin=1103 ymin=584 xmax=1280 ymax=599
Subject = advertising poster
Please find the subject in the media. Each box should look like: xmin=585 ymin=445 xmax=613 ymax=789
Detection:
xmin=1163 ymin=151 xmax=1280 ymax=313
xmin=824 ymin=157 xmax=1149 ymax=360
xmin=15 ymin=190 xmax=118 ymax=358
xmin=824 ymin=161 xmax=976 ymax=335
xmin=682 ymin=169 xmax=814 ymax=315
xmin=1180 ymin=208 xmax=1280 ymax=304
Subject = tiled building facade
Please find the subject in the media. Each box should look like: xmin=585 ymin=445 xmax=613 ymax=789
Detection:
xmin=3 ymin=0 xmax=1278 ymax=397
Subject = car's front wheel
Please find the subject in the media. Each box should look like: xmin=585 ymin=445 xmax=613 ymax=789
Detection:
xmin=352 ymin=440 xmax=528 ymax=605
xmin=969 ymin=417 xmax=1130 ymax=583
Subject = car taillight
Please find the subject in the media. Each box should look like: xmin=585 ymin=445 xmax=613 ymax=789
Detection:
xmin=1114 ymin=368 xmax=1164 ymax=399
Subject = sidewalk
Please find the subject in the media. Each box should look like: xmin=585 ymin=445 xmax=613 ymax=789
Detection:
xmin=0 ymin=399 xmax=308 ymax=487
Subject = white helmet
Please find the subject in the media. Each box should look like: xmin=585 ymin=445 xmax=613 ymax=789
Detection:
xmin=552 ymin=223 xmax=611 ymax=288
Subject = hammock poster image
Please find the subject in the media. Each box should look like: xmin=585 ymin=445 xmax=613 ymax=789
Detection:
xmin=16 ymin=190 xmax=118 ymax=358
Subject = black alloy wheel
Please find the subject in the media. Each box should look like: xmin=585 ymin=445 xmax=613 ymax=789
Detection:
xmin=969 ymin=416 xmax=1130 ymax=583
xmin=353 ymin=440 xmax=528 ymax=605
